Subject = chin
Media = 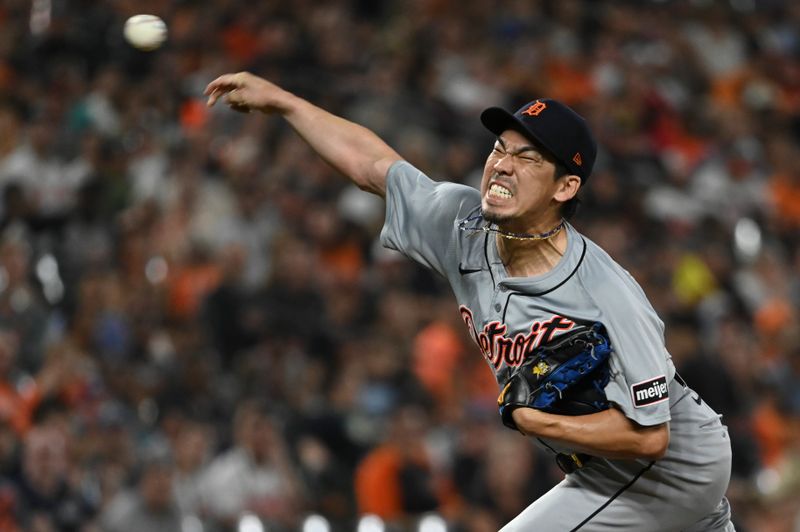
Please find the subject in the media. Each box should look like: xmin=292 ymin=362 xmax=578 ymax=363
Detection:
xmin=481 ymin=207 xmax=513 ymax=225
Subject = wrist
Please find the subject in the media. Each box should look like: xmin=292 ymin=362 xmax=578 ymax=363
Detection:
xmin=513 ymin=408 xmax=558 ymax=437
xmin=512 ymin=408 xmax=533 ymax=434
xmin=277 ymin=91 xmax=306 ymax=117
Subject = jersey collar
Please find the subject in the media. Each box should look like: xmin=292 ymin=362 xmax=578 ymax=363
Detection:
xmin=490 ymin=222 xmax=587 ymax=295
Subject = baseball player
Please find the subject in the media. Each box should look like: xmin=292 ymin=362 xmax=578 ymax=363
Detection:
xmin=205 ymin=72 xmax=735 ymax=531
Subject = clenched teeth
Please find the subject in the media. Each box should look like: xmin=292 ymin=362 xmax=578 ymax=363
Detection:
xmin=489 ymin=183 xmax=513 ymax=199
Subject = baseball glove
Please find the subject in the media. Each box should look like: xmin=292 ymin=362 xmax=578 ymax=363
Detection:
xmin=498 ymin=323 xmax=612 ymax=431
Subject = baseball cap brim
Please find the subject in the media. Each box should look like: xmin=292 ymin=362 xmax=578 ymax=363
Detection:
xmin=480 ymin=107 xmax=563 ymax=167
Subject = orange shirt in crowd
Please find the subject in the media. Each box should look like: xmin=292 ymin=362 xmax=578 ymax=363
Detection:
xmin=0 ymin=379 xmax=40 ymax=436
xmin=769 ymin=173 xmax=800 ymax=229
xmin=751 ymin=398 xmax=792 ymax=468
xmin=354 ymin=442 xmax=461 ymax=520
xmin=354 ymin=445 xmax=405 ymax=519
xmin=167 ymin=263 xmax=222 ymax=320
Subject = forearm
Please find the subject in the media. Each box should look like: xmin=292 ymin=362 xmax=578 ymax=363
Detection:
xmin=511 ymin=407 xmax=669 ymax=461
xmin=280 ymin=96 xmax=400 ymax=197
xmin=205 ymin=72 xmax=401 ymax=196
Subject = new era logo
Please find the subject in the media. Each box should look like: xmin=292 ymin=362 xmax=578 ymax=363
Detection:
xmin=631 ymin=375 xmax=668 ymax=408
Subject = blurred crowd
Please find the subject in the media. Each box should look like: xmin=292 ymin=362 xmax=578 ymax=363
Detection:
xmin=0 ymin=0 xmax=799 ymax=530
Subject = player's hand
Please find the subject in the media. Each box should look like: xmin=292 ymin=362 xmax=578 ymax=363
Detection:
xmin=204 ymin=71 xmax=289 ymax=114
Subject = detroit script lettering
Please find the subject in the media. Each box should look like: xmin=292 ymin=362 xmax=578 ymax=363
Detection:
xmin=459 ymin=306 xmax=576 ymax=370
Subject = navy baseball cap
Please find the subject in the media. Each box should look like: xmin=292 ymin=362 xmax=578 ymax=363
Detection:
xmin=480 ymin=99 xmax=597 ymax=182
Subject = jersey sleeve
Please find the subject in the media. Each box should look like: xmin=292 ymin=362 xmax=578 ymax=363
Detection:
xmin=580 ymin=258 xmax=674 ymax=426
xmin=380 ymin=160 xmax=480 ymax=277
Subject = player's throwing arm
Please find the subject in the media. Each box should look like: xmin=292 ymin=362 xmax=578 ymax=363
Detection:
xmin=205 ymin=72 xmax=401 ymax=196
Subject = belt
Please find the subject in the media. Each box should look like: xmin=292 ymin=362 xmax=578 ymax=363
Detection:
xmin=556 ymin=452 xmax=592 ymax=474
xmin=538 ymin=436 xmax=593 ymax=474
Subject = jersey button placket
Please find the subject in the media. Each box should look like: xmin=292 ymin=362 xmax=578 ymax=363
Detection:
xmin=493 ymin=284 xmax=507 ymax=314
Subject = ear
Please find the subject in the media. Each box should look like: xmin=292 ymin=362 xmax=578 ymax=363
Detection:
xmin=553 ymin=174 xmax=581 ymax=202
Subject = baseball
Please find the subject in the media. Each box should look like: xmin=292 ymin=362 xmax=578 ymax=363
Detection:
xmin=123 ymin=14 xmax=167 ymax=51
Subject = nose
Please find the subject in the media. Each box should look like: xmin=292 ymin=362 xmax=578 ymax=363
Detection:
xmin=493 ymin=152 xmax=513 ymax=175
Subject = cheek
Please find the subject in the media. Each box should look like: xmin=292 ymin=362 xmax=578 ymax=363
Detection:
xmin=516 ymin=177 xmax=550 ymax=205
xmin=480 ymin=165 xmax=494 ymax=191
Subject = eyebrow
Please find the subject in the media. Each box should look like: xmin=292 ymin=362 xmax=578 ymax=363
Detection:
xmin=496 ymin=136 xmax=543 ymax=157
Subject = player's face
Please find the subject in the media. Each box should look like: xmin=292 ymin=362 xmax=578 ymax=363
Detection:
xmin=480 ymin=130 xmax=566 ymax=229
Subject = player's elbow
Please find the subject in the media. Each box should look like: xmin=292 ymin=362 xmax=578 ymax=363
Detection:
xmin=350 ymin=155 xmax=400 ymax=197
xmin=636 ymin=424 xmax=669 ymax=460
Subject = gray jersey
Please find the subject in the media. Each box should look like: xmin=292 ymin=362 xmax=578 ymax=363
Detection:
xmin=381 ymin=161 xmax=734 ymax=531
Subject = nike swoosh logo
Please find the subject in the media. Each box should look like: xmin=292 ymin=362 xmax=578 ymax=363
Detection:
xmin=458 ymin=264 xmax=482 ymax=275
xmin=692 ymin=394 xmax=702 ymax=406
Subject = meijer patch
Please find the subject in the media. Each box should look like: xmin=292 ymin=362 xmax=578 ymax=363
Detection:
xmin=631 ymin=375 xmax=669 ymax=408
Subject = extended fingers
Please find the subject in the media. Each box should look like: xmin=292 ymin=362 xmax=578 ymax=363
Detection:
xmin=204 ymin=72 xmax=243 ymax=93
xmin=205 ymin=84 xmax=231 ymax=107
xmin=204 ymin=72 xmax=246 ymax=106
xmin=206 ymin=88 xmax=223 ymax=107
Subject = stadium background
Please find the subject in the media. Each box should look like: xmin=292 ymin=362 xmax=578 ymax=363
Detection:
xmin=0 ymin=0 xmax=799 ymax=530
